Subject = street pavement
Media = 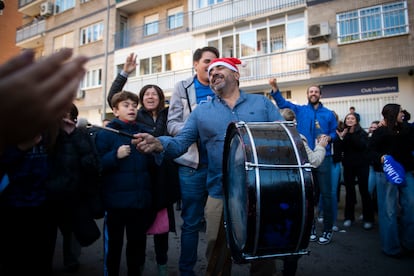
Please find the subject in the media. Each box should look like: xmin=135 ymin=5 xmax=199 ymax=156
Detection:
xmin=53 ymin=186 xmax=414 ymax=276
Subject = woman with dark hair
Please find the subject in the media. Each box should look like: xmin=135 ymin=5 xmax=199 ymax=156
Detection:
xmin=136 ymin=84 xmax=180 ymax=276
xmin=368 ymin=103 xmax=414 ymax=258
xmin=337 ymin=113 xmax=375 ymax=230
xmin=107 ymin=57 xmax=180 ymax=275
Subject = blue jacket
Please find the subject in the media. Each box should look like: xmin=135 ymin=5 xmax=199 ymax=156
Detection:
xmin=159 ymin=91 xmax=283 ymax=198
xmin=270 ymin=89 xmax=337 ymax=155
xmin=0 ymin=141 xmax=49 ymax=207
xmin=95 ymin=118 xmax=153 ymax=210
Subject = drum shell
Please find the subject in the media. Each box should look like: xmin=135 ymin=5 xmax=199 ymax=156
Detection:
xmin=223 ymin=122 xmax=314 ymax=263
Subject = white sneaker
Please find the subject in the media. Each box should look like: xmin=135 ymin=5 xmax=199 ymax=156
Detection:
xmin=317 ymin=216 xmax=324 ymax=223
xmin=343 ymin=220 xmax=352 ymax=227
xmin=363 ymin=222 xmax=373 ymax=230
xmin=332 ymin=225 xmax=339 ymax=232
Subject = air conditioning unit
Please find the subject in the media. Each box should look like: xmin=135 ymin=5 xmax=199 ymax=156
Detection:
xmin=308 ymin=22 xmax=331 ymax=39
xmin=76 ymin=89 xmax=85 ymax=100
xmin=306 ymin=43 xmax=332 ymax=64
xmin=40 ymin=2 xmax=54 ymax=17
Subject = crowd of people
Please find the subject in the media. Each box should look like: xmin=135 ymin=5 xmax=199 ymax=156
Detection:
xmin=0 ymin=48 xmax=413 ymax=276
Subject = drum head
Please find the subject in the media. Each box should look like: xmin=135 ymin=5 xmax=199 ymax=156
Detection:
xmin=223 ymin=122 xmax=313 ymax=263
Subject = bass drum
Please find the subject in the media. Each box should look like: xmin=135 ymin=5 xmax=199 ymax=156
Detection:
xmin=222 ymin=121 xmax=314 ymax=263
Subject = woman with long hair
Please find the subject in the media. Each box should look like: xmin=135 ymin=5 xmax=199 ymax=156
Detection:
xmin=368 ymin=103 xmax=414 ymax=258
xmin=337 ymin=112 xmax=375 ymax=230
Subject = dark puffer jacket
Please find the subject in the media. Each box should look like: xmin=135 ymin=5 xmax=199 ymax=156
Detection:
xmin=95 ymin=118 xmax=154 ymax=210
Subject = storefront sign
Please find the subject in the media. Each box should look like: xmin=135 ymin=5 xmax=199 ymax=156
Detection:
xmin=321 ymin=77 xmax=399 ymax=98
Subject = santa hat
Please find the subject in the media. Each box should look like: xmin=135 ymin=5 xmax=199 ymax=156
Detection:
xmin=207 ymin=57 xmax=244 ymax=74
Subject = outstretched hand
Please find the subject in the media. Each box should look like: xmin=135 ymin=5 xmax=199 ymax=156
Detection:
xmin=268 ymin=78 xmax=278 ymax=92
xmin=123 ymin=53 xmax=137 ymax=74
xmin=0 ymin=48 xmax=88 ymax=150
xmin=132 ymin=133 xmax=164 ymax=153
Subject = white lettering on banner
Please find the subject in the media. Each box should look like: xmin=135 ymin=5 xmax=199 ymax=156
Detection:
xmin=361 ymin=86 xmax=397 ymax=94
xmin=383 ymin=162 xmax=404 ymax=184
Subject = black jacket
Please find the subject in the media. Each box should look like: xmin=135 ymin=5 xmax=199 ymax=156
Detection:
xmin=339 ymin=126 xmax=369 ymax=167
xmin=368 ymin=123 xmax=414 ymax=172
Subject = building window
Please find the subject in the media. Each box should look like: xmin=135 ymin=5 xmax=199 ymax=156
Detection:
xmin=80 ymin=22 xmax=104 ymax=45
xmin=197 ymin=0 xmax=224 ymax=9
xmin=140 ymin=58 xmax=150 ymax=75
xmin=337 ymin=1 xmax=408 ymax=44
xmin=168 ymin=6 xmax=184 ymax=30
xmin=55 ymin=0 xmax=75 ymax=13
xmin=116 ymin=63 xmax=136 ymax=77
xmin=152 ymin=56 xmax=162 ymax=73
xmin=81 ymin=68 xmax=102 ymax=89
xmin=53 ymin=32 xmax=74 ymax=51
xmin=144 ymin=14 xmax=159 ymax=36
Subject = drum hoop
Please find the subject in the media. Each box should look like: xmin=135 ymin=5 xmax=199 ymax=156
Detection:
xmin=279 ymin=123 xmax=307 ymax=252
xmin=237 ymin=121 xmax=262 ymax=256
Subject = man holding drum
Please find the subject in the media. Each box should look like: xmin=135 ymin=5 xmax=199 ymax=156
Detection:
xmin=133 ymin=58 xmax=288 ymax=275
xmin=269 ymin=79 xmax=338 ymax=245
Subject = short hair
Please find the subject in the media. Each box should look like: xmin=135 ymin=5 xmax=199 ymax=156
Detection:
xmin=69 ymin=103 xmax=79 ymax=123
xmin=350 ymin=106 xmax=356 ymax=111
xmin=139 ymin=84 xmax=165 ymax=113
xmin=111 ymin=91 xmax=139 ymax=109
xmin=402 ymin=109 xmax=411 ymax=122
xmin=306 ymin=84 xmax=322 ymax=94
xmin=193 ymin=46 xmax=219 ymax=62
xmin=281 ymin=108 xmax=296 ymax=121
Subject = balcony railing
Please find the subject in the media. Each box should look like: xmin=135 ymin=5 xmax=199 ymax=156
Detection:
xmin=114 ymin=13 xmax=190 ymax=49
xmin=239 ymin=48 xmax=309 ymax=82
xmin=192 ymin=0 xmax=306 ymax=31
xmin=16 ymin=19 xmax=46 ymax=44
xmin=18 ymin=0 xmax=37 ymax=9
xmin=121 ymin=48 xmax=309 ymax=96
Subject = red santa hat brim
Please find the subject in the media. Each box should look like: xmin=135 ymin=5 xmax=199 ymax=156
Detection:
xmin=208 ymin=57 xmax=242 ymax=74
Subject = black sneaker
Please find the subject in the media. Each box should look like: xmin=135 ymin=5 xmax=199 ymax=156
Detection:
xmin=317 ymin=231 xmax=332 ymax=245
xmin=309 ymin=224 xmax=317 ymax=242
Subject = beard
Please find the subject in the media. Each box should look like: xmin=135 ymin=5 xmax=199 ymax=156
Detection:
xmin=210 ymin=75 xmax=226 ymax=94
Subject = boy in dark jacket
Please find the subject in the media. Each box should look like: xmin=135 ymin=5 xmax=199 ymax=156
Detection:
xmin=95 ymin=91 xmax=154 ymax=276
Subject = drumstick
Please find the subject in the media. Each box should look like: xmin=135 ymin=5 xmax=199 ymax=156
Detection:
xmin=90 ymin=125 xmax=135 ymax=138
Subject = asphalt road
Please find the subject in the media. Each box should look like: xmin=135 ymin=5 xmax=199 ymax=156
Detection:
xmin=53 ymin=186 xmax=414 ymax=276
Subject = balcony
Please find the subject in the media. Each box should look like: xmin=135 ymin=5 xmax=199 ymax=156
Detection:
xmin=16 ymin=19 xmax=46 ymax=48
xmin=114 ymin=13 xmax=190 ymax=50
xmin=122 ymin=48 xmax=309 ymax=96
xmin=192 ymin=0 xmax=306 ymax=31
xmin=116 ymin=0 xmax=172 ymax=15
xmin=18 ymin=0 xmax=42 ymax=16
xmin=240 ymin=49 xmax=309 ymax=82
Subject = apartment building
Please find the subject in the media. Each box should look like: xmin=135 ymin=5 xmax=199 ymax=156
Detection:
xmin=0 ymin=1 xmax=22 ymax=64
xmin=14 ymin=0 xmax=414 ymax=127
xmin=304 ymin=0 xmax=414 ymax=128
xmin=16 ymin=0 xmax=116 ymax=124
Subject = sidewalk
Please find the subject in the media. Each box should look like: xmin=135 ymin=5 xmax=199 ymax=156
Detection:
xmin=53 ymin=185 xmax=414 ymax=275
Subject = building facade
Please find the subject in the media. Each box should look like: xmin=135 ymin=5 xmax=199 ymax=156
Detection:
xmin=0 ymin=0 xmax=23 ymax=64
xmin=13 ymin=0 xmax=414 ymax=128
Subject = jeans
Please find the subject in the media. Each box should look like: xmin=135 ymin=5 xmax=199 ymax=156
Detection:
xmin=178 ymin=165 xmax=208 ymax=276
xmin=314 ymin=156 xmax=333 ymax=232
xmin=318 ymin=161 xmax=341 ymax=226
xmin=375 ymin=171 xmax=414 ymax=255
xmin=368 ymin=166 xmax=376 ymax=195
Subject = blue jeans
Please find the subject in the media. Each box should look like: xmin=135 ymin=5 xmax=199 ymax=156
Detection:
xmin=178 ymin=165 xmax=208 ymax=276
xmin=318 ymin=161 xmax=341 ymax=226
xmin=375 ymin=171 xmax=414 ymax=255
xmin=314 ymin=156 xmax=333 ymax=232
xmin=368 ymin=166 xmax=376 ymax=195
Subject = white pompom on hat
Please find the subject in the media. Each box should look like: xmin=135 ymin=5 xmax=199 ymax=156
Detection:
xmin=208 ymin=57 xmax=243 ymax=74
